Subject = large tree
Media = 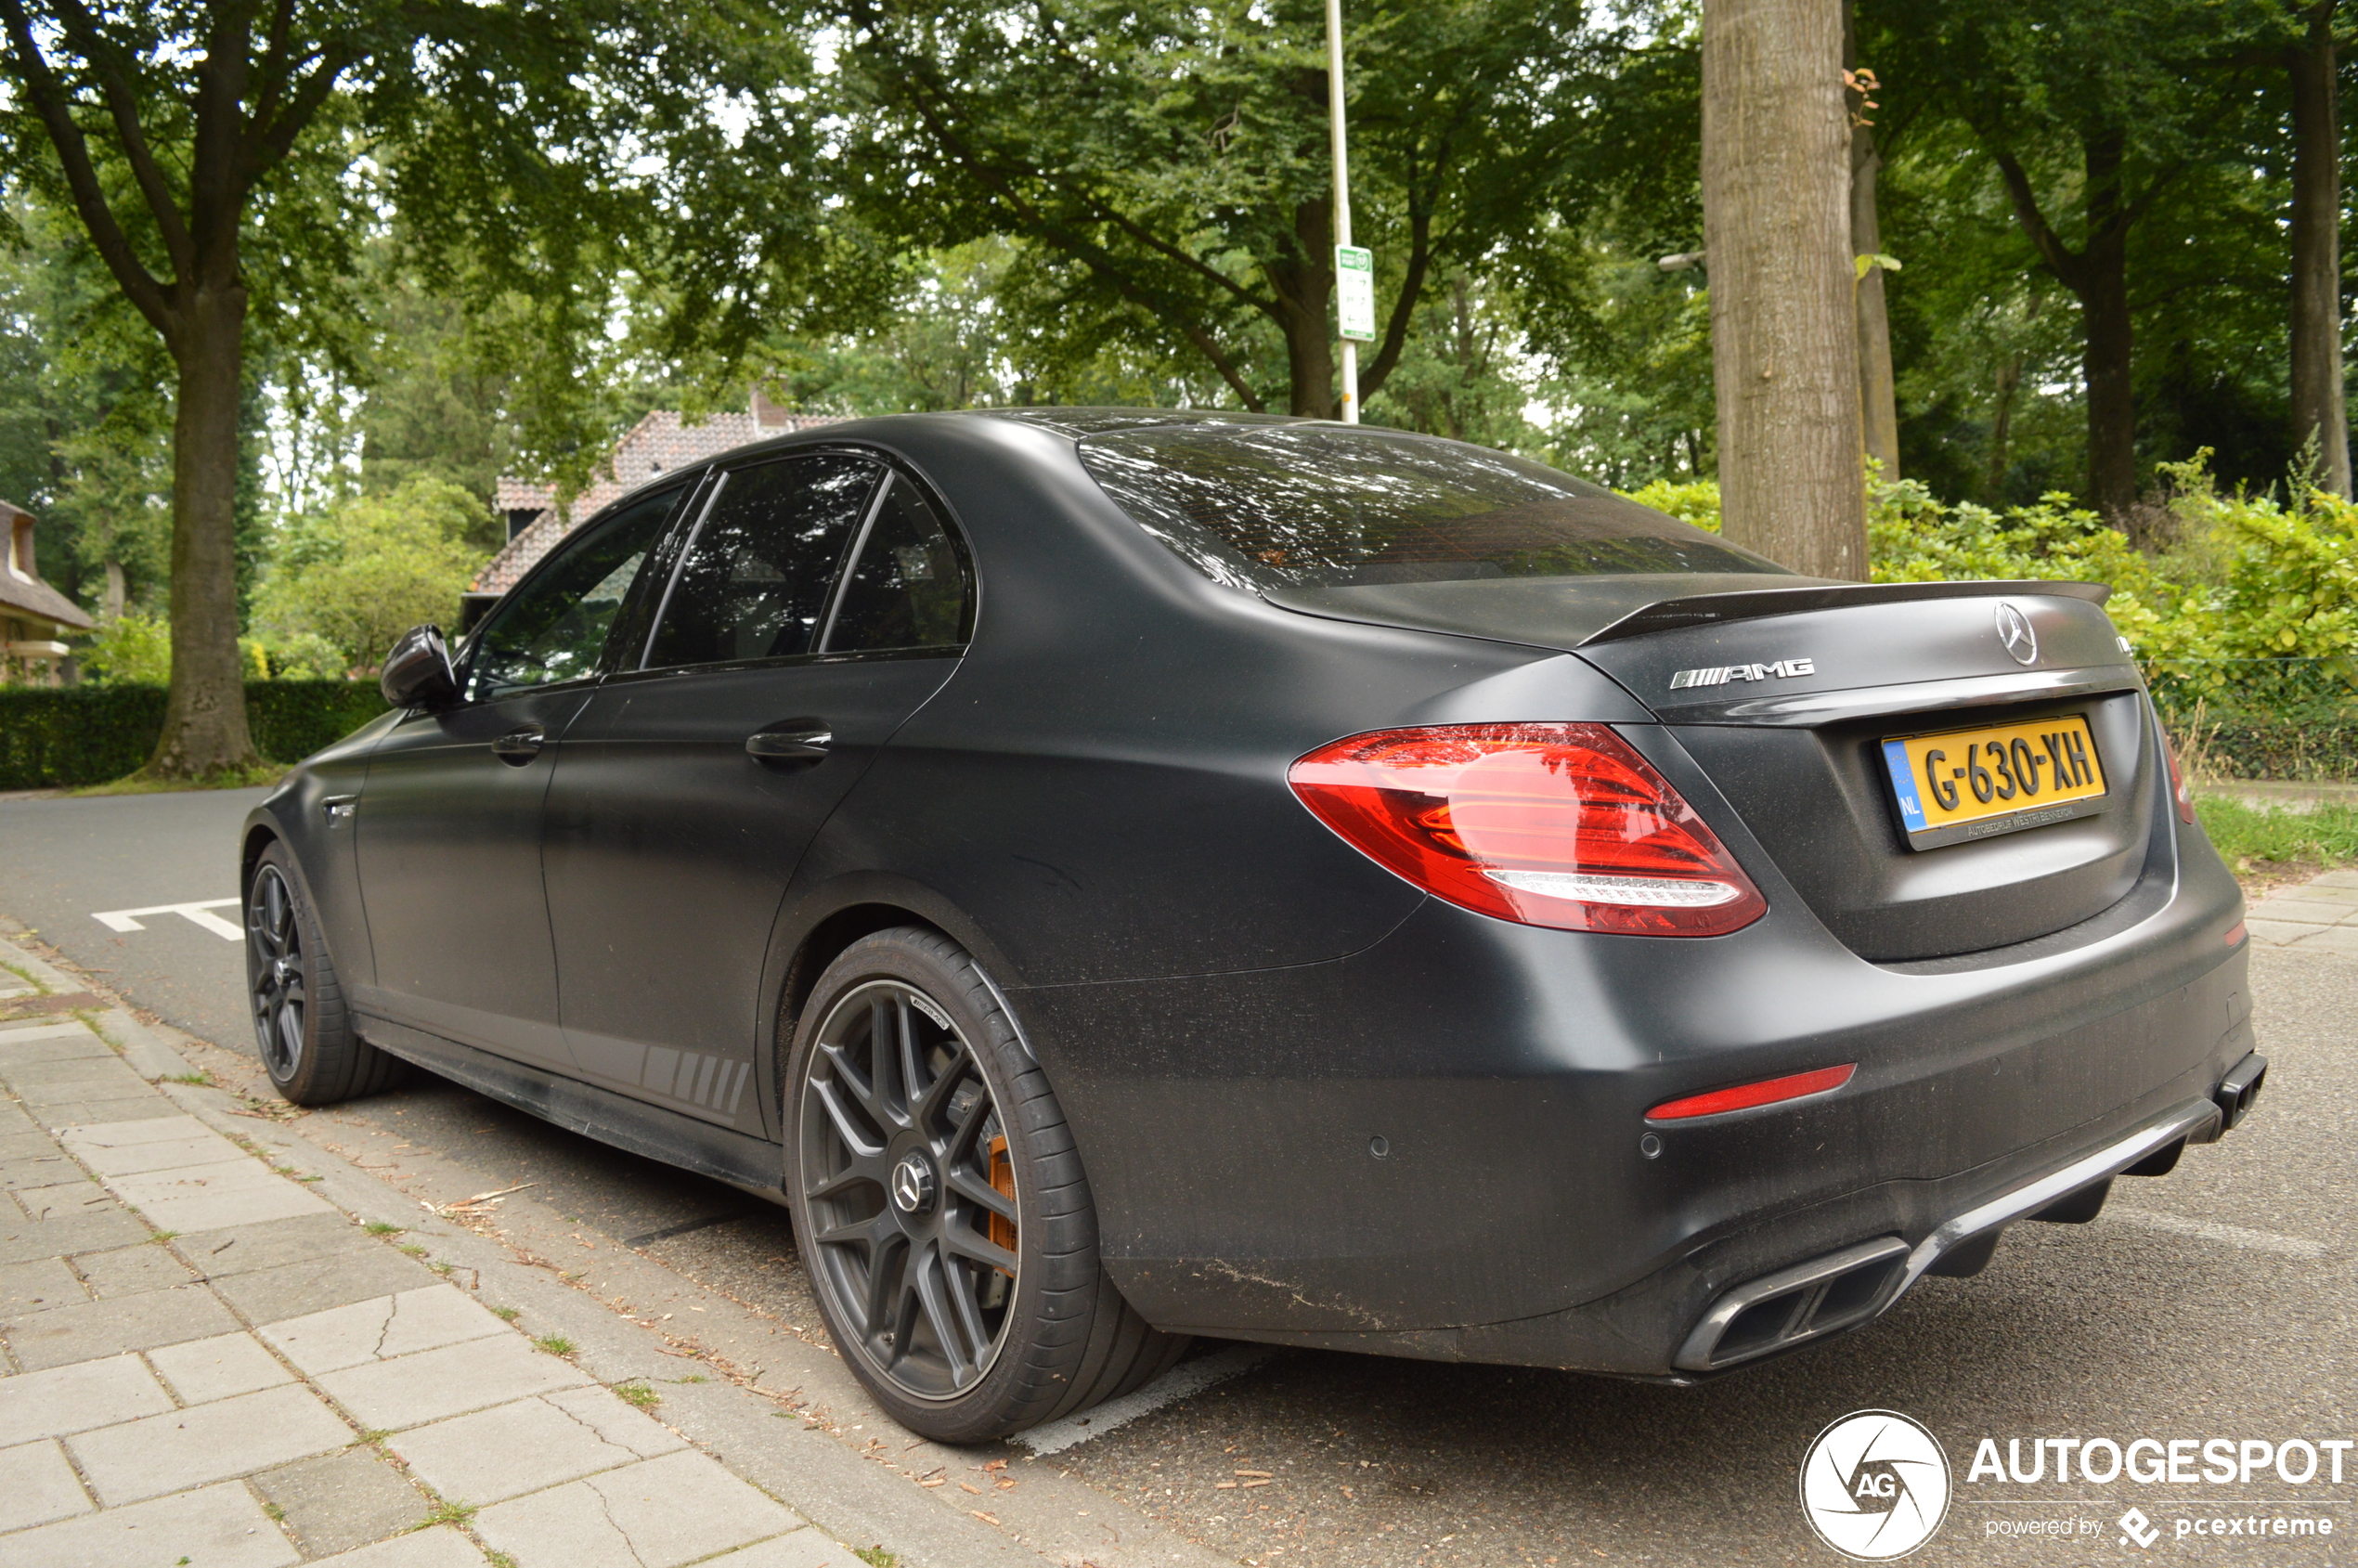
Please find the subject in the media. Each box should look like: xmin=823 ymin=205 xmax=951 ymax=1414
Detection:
xmin=0 ymin=0 xmax=812 ymax=776
xmin=1878 ymin=0 xmax=2281 ymax=535
xmin=1702 ymin=0 xmax=1865 ymax=578
xmin=2282 ymin=0 xmax=2349 ymax=497
xmin=831 ymin=0 xmax=1619 ymax=419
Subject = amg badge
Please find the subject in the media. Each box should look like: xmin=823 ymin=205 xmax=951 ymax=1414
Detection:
xmin=1669 ymin=657 xmax=1816 ymax=691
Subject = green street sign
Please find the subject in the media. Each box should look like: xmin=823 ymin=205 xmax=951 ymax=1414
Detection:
xmin=1336 ymin=245 xmax=1376 ymax=342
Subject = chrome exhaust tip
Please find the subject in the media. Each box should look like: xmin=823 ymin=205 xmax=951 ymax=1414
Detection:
xmin=1675 ymin=1237 xmax=1910 ymax=1372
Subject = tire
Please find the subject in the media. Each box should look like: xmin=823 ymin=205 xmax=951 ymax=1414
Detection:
xmin=784 ymin=927 xmax=1187 ymax=1441
xmin=244 ymin=842 xmax=406 ymax=1106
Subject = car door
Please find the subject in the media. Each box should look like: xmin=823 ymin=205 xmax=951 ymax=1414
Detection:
xmin=354 ymin=483 xmax=689 ymax=1070
xmin=542 ymin=455 xmax=973 ymax=1133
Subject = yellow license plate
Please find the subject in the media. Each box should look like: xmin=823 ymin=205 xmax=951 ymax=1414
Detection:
xmin=1880 ymin=714 xmax=2108 ymax=849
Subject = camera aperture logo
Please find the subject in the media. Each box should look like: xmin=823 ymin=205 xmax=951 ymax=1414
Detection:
xmin=1802 ymin=1409 xmax=1953 ymax=1561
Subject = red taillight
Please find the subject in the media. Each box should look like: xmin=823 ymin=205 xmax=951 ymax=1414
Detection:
xmin=1646 ymin=1064 xmax=1856 ymax=1122
xmin=1288 ymin=723 xmax=1768 ymax=937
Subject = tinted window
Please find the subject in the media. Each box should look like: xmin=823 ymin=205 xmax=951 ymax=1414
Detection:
xmin=824 ymin=476 xmax=971 ymax=653
xmin=1079 ymin=425 xmax=1786 ymax=590
xmin=645 ymin=454 xmax=881 ymax=669
xmin=466 ymin=487 xmax=680 ymax=701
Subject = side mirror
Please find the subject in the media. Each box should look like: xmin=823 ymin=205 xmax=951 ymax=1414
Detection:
xmin=380 ymin=624 xmax=460 ymax=711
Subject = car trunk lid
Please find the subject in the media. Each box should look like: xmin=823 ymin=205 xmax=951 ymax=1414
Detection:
xmin=1266 ymin=577 xmax=2157 ymax=963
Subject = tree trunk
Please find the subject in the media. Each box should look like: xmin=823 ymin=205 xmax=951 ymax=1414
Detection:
xmin=1845 ymin=2 xmax=1898 ymax=480
xmin=1850 ymin=136 xmax=1900 ymax=479
xmin=2079 ymin=227 xmax=2139 ymax=534
xmin=149 ymin=285 xmax=261 ymax=778
xmin=1269 ymin=200 xmax=1339 ymax=418
xmin=1987 ymin=350 xmax=2023 ymax=498
xmin=2288 ymin=1 xmax=2350 ymax=498
xmin=1702 ymin=0 xmax=1867 ymax=579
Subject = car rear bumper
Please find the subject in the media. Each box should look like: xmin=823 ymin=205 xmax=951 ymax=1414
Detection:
xmin=1016 ymin=805 xmax=2254 ymax=1377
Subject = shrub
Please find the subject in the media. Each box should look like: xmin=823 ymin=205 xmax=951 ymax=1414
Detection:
xmin=77 ymin=611 xmax=174 ymax=684
xmin=253 ymin=477 xmax=486 ymax=672
xmin=0 ymin=680 xmax=390 ymax=790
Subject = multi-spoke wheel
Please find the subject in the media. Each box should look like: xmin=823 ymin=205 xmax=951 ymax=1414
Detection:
xmin=785 ymin=927 xmax=1187 ymax=1440
xmin=249 ymin=864 xmax=308 ymax=1079
xmin=242 ymin=842 xmax=405 ymax=1105
xmin=800 ymin=979 xmax=1019 ymax=1398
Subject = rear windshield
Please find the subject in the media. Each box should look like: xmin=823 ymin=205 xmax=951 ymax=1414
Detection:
xmin=1078 ymin=424 xmax=1785 ymax=590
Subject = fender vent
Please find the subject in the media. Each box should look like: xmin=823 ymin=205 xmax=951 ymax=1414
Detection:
xmin=1675 ymin=1237 xmax=1911 ymax=1372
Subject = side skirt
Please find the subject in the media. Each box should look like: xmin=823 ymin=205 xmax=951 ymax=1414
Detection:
xmin=355 ymin=1012 xmax=784 ymax=1195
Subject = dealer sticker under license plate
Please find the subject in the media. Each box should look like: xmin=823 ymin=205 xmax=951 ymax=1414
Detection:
xmin=1880 ymin=714 xmax=2108 ymax=850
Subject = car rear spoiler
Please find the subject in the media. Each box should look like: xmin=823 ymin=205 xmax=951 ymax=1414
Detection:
xmin=1578 ymin=579 xmax=2112 ymax=647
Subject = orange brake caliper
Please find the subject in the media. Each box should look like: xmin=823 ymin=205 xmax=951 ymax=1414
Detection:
xmin=987 ymin=1134 xmax=1017 ymax=1273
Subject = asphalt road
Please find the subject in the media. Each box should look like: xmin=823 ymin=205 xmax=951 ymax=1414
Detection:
xmin=4 ymin=784 xmax=2352 ymax=1567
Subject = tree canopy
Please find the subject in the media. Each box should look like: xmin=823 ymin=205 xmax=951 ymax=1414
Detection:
xmin=4 ymin=0 xmax=2355 ymax=726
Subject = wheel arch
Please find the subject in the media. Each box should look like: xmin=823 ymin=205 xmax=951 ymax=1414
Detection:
xmin=757 ymin=872 xmax=1035 ymax=1138
xmin=240 ymin=816 xmax=283 ymax=895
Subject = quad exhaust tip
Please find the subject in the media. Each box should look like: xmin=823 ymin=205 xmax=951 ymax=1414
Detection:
xmin=1673 ymin=1237 xmax=1909 ymax=1372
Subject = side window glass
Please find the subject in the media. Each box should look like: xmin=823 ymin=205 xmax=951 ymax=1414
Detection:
xmin=644 ymin=454 xmax=881 ymax=669
xmin=824 ymin=476 xmax=973 ymax=653
xmin=466 ymin=487 xmax=680 ymax=702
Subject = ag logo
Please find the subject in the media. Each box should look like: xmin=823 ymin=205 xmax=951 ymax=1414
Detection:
xmin=1799 ymin=1409 xmax=1951 ymax=1561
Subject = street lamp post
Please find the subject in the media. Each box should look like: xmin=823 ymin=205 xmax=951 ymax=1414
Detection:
xmin=1327 ymin=0 xmax=1364 ymax=423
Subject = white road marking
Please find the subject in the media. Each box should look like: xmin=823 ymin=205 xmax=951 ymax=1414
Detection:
xmin=2105 ymin=1207 xmax=2328 ymax=1258
xmin=1014 ymin=1343 xmax=1282 ymax=1457
xmin=92 ymin=899 xmax=242 ymax=940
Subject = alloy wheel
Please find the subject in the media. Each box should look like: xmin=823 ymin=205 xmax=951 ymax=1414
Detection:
xmin=247 ymin=864 xmax=306 ymax=1078
xmin=798 ymin=980 xmax=1019 ymax=1400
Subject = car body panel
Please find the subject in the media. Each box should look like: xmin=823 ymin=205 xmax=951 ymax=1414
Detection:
xmin=353 ymin=685 xmax=598 ymax=1070
xmin=545 ymin=652 xmax=963 ymax=1135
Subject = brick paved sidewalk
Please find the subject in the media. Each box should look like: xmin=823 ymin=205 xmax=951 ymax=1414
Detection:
xmin=0 ymin=949 xmax=856 ymax=1568
xmin=2244 ymin=868 xmax=2358 ymax=957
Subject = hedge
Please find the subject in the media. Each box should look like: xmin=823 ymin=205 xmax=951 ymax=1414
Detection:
xmin=0 ymin=680 xmax=390 ymax=791
xmin=2146 ymin=658 xmax=2358 ymax=782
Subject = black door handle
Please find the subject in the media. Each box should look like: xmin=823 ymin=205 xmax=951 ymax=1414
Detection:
xmin=491 ymin=727 xmax=546 ymax=765
xmin=746 ymin=726 xmax=832 ymax=763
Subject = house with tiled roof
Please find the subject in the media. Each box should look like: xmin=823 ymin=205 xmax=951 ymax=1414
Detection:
xmin=463 ymin=390 xmax=839 ymax=627
xmin=2 ymin=503 xmax=95 ymax=686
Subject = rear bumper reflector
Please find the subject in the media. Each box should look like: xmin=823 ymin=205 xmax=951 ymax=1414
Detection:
xmin=1645 ymin=1063 xmax=1856 ymax=1122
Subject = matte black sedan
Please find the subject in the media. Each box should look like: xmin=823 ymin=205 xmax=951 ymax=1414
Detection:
xmin=242 ymin=409 xmax=2262 ymax=1441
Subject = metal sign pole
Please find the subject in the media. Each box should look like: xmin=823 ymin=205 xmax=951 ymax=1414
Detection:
xmin=1326 ymin=0 xmax=1359 ymax=423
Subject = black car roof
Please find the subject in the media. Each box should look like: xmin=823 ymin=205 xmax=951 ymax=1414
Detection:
xmin=950 ymin=408 xmax=1308 ymax=437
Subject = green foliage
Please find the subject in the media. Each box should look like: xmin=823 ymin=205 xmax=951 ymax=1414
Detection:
xmin=0 ymin=681 xmax=388 ymax=791
xmin=1622 ymin=478 xmax=1723 ymax=533
xmin=831 ymin=0 xmax=1625 ymax=415
xmin=1363 ymin=274 xmax=1547 ymax=455
xmin=78 ymin=612 xmax=174 ymax=684
xmin=1621 ymin=454 xmax=2358 ymax=667
xmin=253 ymin=479 xmax=488 ymax=671
xmin=2194 ymin=795 xmax=2358 ymax=871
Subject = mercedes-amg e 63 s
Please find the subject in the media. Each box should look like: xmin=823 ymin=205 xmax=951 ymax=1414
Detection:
xmin=241 ymin=408 xmax=2262 ymax=1440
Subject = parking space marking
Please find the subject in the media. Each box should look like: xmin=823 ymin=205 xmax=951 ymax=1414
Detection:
xmin=1015 ymin=1343 xmax=1283 ymax=1457
xmin=92 ymin=899 xmax=242 ymax=940
xmin=2105 ymin=1206 xmax=2328 ymax=1258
